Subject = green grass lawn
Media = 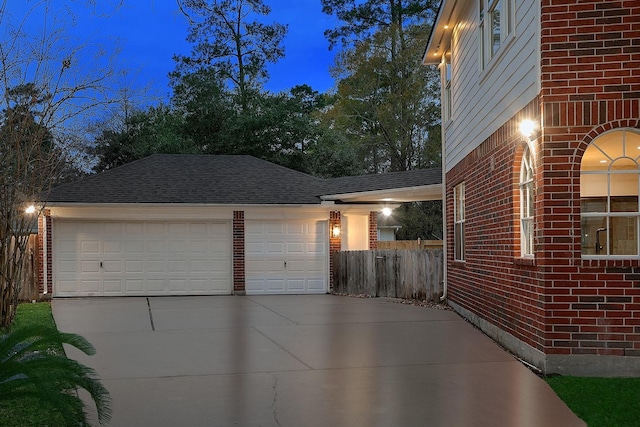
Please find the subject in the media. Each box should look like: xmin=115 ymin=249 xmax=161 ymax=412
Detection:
xmin=0 ymin=302 xmax=70 ymax=426
xmin=547 ymin=375 xmax=640 ymax=427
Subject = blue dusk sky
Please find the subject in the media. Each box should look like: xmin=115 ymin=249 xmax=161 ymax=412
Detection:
xmin=6 ymin=1 xmax=339 ymax=103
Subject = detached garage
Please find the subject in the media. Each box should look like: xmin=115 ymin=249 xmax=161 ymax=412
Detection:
xmin=39 ymin=154 xmax=441 ymax=297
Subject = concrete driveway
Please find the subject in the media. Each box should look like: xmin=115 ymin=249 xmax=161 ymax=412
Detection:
xmin=52 ymin=295 xmax=585 ymax=427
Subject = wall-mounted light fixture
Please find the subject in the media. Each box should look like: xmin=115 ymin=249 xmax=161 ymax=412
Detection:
xmin=519 ymin=119 xmax=538 ymax=140
xmin=382 ymin=207 xmax=392 ymax=217
xmin=24 ymin=205 xmax=36 ymax=214
xmin=332 ymin=224 xmax=341 ymax=238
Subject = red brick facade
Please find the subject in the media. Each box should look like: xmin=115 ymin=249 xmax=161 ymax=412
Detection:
xmin=37 ymin=210 xmax=52 ymax=295
xmin=329 ymin=211 xmax=341 ymax=289
xmin=368 ymin=212 xmax=378 ymax=250
xmin=446 ymin=1 xmax=640 ymax=372
xmin=232 ymin=211 xmax=245 ymax=295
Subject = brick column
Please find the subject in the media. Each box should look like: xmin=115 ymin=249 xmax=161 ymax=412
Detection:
xmin=38 ymin=210 xmax=53 ymax=296
xmin=329 ymin=211 xmax=341 ymax=290
xmin=232 ymin=211 xmax=245 ymax=295
xmin=368 ymin=211 xmax=378 ymax=250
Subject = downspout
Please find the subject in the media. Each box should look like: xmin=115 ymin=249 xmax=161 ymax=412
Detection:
xmin=440 ymin=134 xmax=447 ymax=302
xmin=42 ymin=214 xmax=47 ymax=295
xmin=439 ymin=57 xmax=448 ymax=302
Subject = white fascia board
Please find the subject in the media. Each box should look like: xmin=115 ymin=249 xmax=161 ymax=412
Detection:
xmin=320 ymin=184 xmax=443 ymax=203
xmin=47 ymin=203 xmax=338 ymax=221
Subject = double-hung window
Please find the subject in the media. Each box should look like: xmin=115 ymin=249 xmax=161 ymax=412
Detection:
xmin=454 ymin=182 xmax=465 ymax=261
xmin=479 ymin=0 xmax=514 ymax=69
xmin=520 ymin=146 xmax=534 ymax=257
xmin=581 ymin=130 xmax=640 ymax=257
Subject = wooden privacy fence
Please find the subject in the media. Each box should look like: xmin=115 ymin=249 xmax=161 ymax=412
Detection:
xmin=332 ymin=249 xmax=443 ymax=301
xmin=17 ymin=234 xmax=40 ymax=301
xmin=378 ymin=239 xmax=443 ymax=250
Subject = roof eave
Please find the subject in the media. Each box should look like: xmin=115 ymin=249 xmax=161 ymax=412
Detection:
xmin=320 ymin=183 xmax=443 ymax=203
xmin=423 ymin=0 xmax=460 ymax=65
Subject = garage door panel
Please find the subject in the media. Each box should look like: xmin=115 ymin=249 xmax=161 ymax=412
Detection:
xmin=246 ymin=220 xmax=327 ymax=295
xmin=125 ymin=260 xmax=144 ymax=273
xmin=307 ymin=242 xmax=325 ymax=254
xmin=168 ymin=240 xmax=187 ymax=252
xmin=126 ymin=279 xmax=143 ymax=292
xmin=286 ymin=223 xmax=304 ymax=234
xmin=265 ymin=223 xmax=285 ymax=234
xmin=169 ymin=260 xmax=187 ymax=273
xmin=58 ymin=240 xmax=76 ymax=254
xmin=81 ymin=280 xmax=99 ymax=293
xmin=287 ymin=279 xmax=304 ymax=291
xmin=81 ymin=241 xmax=100 ymax=254
xmin=147 ymin=261 xmax=165 ymax=273
xmin=81 ymin=260 xmax=100 ymax=273
xmin=59 ymin=261 xmax=76 ymax=273
xmin=103 ymin=241 xmax=121 ymax=253
xmin=58 ymin=280 xmax=77 ymax=293
xmin=125 ymin=241 xmax=144 ymax=253
xmin=54 ymin=220 xmax=232 ymax=297
xmin=148 ymin=279 xmax=166 ymax=292
xmin=246 ymin=242 xmax=264 ymax=255
xmin=103 ymin=280 xmax=122 ymax=293
xmin=286 ymin=242 xmax=304 ymax=254
xmin=103 ymin=260 xmax=122 ymax=273
xmin=307 ymin=279 xmax=325 ymax=291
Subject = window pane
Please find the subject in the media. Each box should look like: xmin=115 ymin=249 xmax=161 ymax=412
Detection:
xmin=610 ymin=172 xmax=638 ymax=198
xmin=595 ymin=134 xmax=624 ymax=160
xmin=581 ymin=216 xmax=608 ymax=255
xmin=610 ymin=216 xmax=638 ymax=255
xmin=491 ymin=3 xmax=501 ymax=55
xmin=581 ymin=197 xmax=607 ymax=213
xmin=627 ymin=131 xmax=640 ymax=161
xmin=454 ymin=223 xmax=464 ymax=260
xmin=521 ymin=217 xmax=533 ymax=256
xmin=611 ymin=196 xmax=638 ymax=213
xmin=581 ymin=145 xmax=610 ymax=171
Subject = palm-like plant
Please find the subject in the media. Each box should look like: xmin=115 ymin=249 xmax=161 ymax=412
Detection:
xmin=0 ymin=324 xmax=111 ymax=425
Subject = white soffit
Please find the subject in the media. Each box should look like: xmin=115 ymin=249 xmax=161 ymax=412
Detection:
xmin=321 ymin=184 xmax=443 ymax=203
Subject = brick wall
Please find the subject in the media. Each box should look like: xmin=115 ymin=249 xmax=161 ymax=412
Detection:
xmin=37 ymin=210 xmax=52 ymax=295
xmin=329 ymin=211 xmax=341 ymax=289
xmin=447 ymin=98 xmax=546 ymax=353
xmin=232 ymin=211 xmax=245 ymax=295
xmin=447 ymin=1 xmax=640 ymax=368
xmin=368 ymin=212 xmax=378 ymax=250
xmin=539 ymin=0 xmax=640 ymax=358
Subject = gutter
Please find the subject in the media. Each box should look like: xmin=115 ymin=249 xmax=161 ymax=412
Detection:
xmin=439 ymin=100 xmax=448 ymax=303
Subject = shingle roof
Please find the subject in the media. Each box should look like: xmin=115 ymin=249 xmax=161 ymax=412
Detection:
xmin=46 ymin=154 xmax=442 ymax=205
xmin=46 ymin=154 xmax=325 ymax=204
xmin=322 ymin=168 xmax=442 ymax=195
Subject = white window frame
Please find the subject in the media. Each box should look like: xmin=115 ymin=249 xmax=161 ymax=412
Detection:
xmin=519 ymin=145 xmax=534 ymax=257
xmin=479 ymin=0 xmax=514 ymax=70
xmin=581 ymin=130 xmax=640 ymax=258
xmin=454 ymin=182 xmax=465 ymax=261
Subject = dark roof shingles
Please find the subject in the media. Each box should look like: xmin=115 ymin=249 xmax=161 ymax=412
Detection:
xmin=46 ymin=154 xmax=442 ymax=205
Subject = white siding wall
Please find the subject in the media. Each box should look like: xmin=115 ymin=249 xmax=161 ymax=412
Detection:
xmin=445 ymin=0 xmax=540 ymax=172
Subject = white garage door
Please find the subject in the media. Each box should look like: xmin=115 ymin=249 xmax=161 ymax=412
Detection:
xmin=246 ymin=220 xmax=327 ymax=294
xmin=54 ymin=220 xmax=232 ymax=297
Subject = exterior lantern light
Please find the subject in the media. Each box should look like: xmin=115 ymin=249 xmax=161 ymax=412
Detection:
xmin=25 ymin=205 xmax=36 ymax=214
xmin=332 ymin=224 xmax=341 ymax=238
xmin=382 ymin=207 xmax=392 ymax=217
xmin=519 ymin=119 xmax=537 ymax=140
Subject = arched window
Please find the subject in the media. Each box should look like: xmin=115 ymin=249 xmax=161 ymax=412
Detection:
xmin=581 ymin=130 xmax=640 ymax=256
xmin=520 ymin=145 xmax=534 ymax=257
